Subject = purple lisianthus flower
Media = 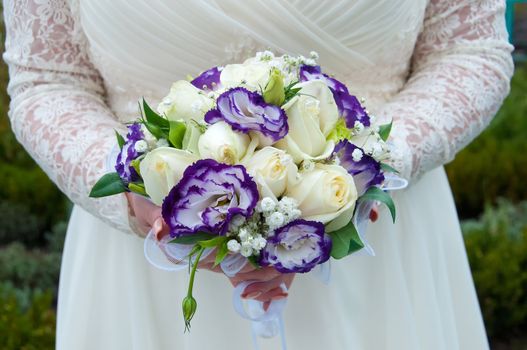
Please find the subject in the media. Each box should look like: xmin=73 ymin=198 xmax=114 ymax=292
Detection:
xmin=162 ymin=159 xmax=259 ymax=237
xmin=299 ymin=65 xmax=348 ymax=94
xmin=333 ymin=91 xmax=370 ymax=128
xmin=191 ymin=66 xmax=222 ymax=91
xmin=299 ymin=64 xmax=370 ymax=128
xmin=334 ymin=140 xmax=384 ymax=195
xmin=260 ymin=219 xmax=331 ymax=273
xmin=115 ymin=123 xmax=145 ymax=184
xmin=204 ymin=87 xmax=288 ymax=143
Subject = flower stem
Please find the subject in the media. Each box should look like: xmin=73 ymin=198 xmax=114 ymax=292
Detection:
xmin=187 ymin=246 xmax=204 ymax=297
xmin=182 ymin=246 xmax=205 ymax=332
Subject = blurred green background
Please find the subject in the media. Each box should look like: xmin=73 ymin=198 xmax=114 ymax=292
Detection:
xmin=1 ymin=3 xmax=527 ymax=350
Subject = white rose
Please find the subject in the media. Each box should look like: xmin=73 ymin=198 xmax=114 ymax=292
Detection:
xmin=220 ymin=61 xmax=271 ymax=91
xmin=243 ymin=147 xmax=298 ymax=198
xmin=198 ymin=121 xmax=250 ymax=164
xmin=275 ymin=80 xmax=339 ymax=163
xmin=157 ymin=80 xmax=214 ymax=122
xmin=286 ymin=163 xmax=358 ymax=231
xmin=140 ymin=147 xmax=198 ymax=206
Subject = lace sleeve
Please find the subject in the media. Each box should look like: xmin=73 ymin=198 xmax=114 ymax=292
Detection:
xmin=3 ymin=0 xmax=132 ymax=233
xmin=380 ymin=0 xmax=514 ymax=182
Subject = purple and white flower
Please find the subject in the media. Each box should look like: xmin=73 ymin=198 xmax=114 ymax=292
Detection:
xmin=204 ymin=87 xmax=288 ymax=144
xmin=299 ymin=65 xmax=370 ymax=128
xmin=260 ymin=219 xmax=331 ymax=273
xmin=334 ymin=140 xmax=384 ymax=195
xmin=115 ymin=123 xmax=145 ymax=184
xmin=333 ymin=91 xmax=371 ymax=129
xmin=162 ymin=159 xmax=259 ymax=237
xmin=191 ymin=66 xmax=222 ymax=91
xmin=299 ymin=64 xmax=348 ymax=94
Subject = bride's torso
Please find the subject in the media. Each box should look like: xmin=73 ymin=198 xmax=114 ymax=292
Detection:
xmin=75 ymin=0 xmax=428 ymax=121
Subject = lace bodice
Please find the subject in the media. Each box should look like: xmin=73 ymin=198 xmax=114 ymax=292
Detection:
xmin=3 ymin=0 xmax=513 ymax=233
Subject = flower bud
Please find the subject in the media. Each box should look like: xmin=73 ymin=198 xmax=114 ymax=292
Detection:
xmin=198 ymin=122 xmax=250 ymax=164
xmin=263 ymin=68 xmax=285 ymax=106
xmin=182 ymin=296 xmax=197 ymax=331
xmin=227 ymin=239 xmax=241 ymax=253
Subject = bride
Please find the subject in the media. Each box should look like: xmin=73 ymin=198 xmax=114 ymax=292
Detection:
xmin=3 ymin=0 xmax=513 ymax=349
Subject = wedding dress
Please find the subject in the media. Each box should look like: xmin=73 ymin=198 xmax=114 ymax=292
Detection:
xmin=3 ymin=0 xmax=513 ymax=349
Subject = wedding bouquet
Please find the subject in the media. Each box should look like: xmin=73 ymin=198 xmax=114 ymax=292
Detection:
xmin=90 ymin=51 xmax=404 ymax=332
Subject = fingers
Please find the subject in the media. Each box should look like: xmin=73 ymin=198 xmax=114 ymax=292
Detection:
xmin=200 ymin=262 xmax=223 ymax=273
xmin=240 ymin=279 xmax=281 ymax=297
xmin=229 ymin=267 xmax=281 ymax=286
xmin=255 ymin=287 xmax=288 ymax=303
xmin=152 ymin=218 xmax=162 ymax=237
xmin=126 ymin=192 xmax=165 ymax=237
xmin=237 ymin=262 xmax=258 ymax=274
xmin=282 ymin=273 xmax=295 ymax=290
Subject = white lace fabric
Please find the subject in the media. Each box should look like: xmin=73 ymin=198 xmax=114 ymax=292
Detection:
xmin=3 ymin=0 xmax=131 ymax=233
xmin=2 ymin=0 xmax=513 ymax=233
xmin=381 ymin=0 xmax=514 ymax=179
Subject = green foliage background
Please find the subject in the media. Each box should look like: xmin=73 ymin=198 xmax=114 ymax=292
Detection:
xmin=0 ymin=8 xmax=526 ymax=350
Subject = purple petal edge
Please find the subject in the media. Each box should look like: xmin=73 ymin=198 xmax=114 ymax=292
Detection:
xmin=204 ymin=87 xmax=288 ymax=142
xmin=334 ymin=140 xmax=384 ymax=195
xmin=260 ymin=219 xmax=331 ymax=273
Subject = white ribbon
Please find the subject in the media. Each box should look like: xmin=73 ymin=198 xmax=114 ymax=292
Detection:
xmin=233 ymin=281 xmax=288 ymax=349
xmin=144 ymin=230 xmax=213 ymax=271
xmin=351 ymin=174 xmax=409 ymax=257
xmin=382 ymin=174 xmax=408 ymax=191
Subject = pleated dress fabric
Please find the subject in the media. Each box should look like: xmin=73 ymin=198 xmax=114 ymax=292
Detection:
xmin=51 ymin=0 xmax=496 ymax=348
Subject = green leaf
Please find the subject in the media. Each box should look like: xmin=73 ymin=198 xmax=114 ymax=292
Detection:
xmin=115 ymin=130 xmax=126 ymax=149
xmin=197 ymin=236 xmax=227 ymax=248
xmin=360 ymin=186 xmax=396 ymax=222
xmin=128 ymin=183 xmax=147 ymax=196
xmin=378 ymin=121 xmax=392 ymax=142
xmin=380 ymin=163 xmax=399 ymax=174
xmin=169 ymin=232 xmax=217 ymax=245
xmin=143 ymin=120 xmax=167 ymax=139
xmin=140 ymin=99 xmax=169 ymax=139
xmin=328 ymin=221 xmax=364 ymax=259
xmin=142 ymin=98 xmax=169 ymax=129
xmin=89 ymin=172 xmax=126 ymax=198
xmin=346 ymin=225 xmax=365 ymax=255
xmin=283 ymin=80 xmax=301 ymax=104
xmin=169 ymin=120 xmax=187 ymax=149
xmin=214 ymin=241 xmax=229 ymax=267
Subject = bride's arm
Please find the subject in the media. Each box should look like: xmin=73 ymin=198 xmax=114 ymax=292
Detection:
xmin=379 ymin=0 xmax=514 ymax=182
xmin=3 ymin=0 xmax=133 ymax=233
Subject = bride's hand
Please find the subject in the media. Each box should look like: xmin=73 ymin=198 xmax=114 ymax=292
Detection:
xmin=126 ymin=192 xmax=295 ymax=305
xmin=126 ymin=193 xmax=239 ymax=273
xmin=228 ymin=266 xmax=295 ymax=310
xmin=125 ymin=192 xmax=164 ymax=238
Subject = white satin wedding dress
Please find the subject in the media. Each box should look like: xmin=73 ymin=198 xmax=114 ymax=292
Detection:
xmin=3 ymin=0 xmax=513 ymax=349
